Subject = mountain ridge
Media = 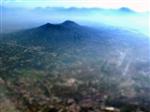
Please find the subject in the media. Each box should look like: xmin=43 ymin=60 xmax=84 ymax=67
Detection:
xmin=38 ymin=20 xmax=80 ymax=29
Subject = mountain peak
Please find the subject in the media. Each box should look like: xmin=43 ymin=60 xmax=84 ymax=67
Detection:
xmin=119 ymin=7 xmax=134 ymax=13
xmin=38 ymin=20 xmax=79 ymax=30
xmin=43 ymin=22 xmax=54 ymax=27
xmin=44 ymin=23 xmax=52 ymax=26
xmin=40 ymin=20 xmax=79 ymax=28
xmin=39 ymin=22 xmax=54 ymax=29
xmin=62 ymin=20 xmax=79 ymax=26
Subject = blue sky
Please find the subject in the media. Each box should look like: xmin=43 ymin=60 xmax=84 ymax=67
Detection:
xmin=1 ymin=0 xmax=149 ymax=12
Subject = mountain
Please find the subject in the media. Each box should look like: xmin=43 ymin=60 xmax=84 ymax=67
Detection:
xmin=1 ymin=20 xmax=147 ymax=47
xmin=1 ymin=20 xmax=98 ymax=47
xmin=1 ymin=20 xmax=149 ymax=73
xmin=1 ymin=20 xmax=149 ymax=58
xmin=0 ymin=20 xmax=150 ymax=111
xmin=33 ymin=7 xmax=135 ymax=14
xmin=119 ymin=7 xmax=134 ymax=12
xmin=39 ymin=20 xmax=80 ymax=29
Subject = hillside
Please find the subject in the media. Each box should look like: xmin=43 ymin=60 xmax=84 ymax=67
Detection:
xmin=0 ymin=21 xmax=150 ymax=112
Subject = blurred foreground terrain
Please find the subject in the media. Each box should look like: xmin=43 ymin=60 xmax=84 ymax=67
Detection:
xmin=0 ymin=21 xmax=150 ymax=112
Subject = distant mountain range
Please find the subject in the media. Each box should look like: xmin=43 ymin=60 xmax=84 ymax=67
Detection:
xmin=1 ymin=6 xmax=136 ymax=14
xmin=32 ymin=7 xmax=136 ymax=15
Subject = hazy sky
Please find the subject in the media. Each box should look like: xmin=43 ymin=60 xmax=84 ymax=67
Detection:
xmin=1 ymin=0 xmax=149 ymax=12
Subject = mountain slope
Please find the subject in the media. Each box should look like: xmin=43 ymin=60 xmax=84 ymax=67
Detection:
xmin=1 ymin=20 xmax=96 ymax=47
xmin=0 ymin=20 xmax=150 ymax=111
xmin=1 ymin=20 xmax=149 ymax=61
xmin=1 ymin=20 xmax=148 ymax=48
